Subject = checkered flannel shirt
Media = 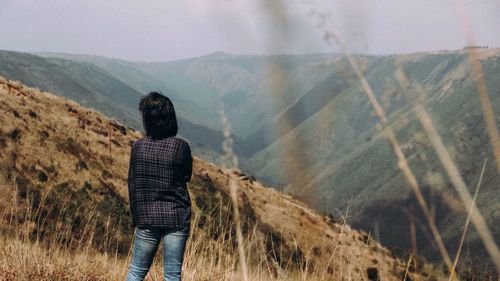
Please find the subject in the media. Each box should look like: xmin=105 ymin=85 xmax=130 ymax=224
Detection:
xmin=127 ymin=136 xmax=192 ymax=229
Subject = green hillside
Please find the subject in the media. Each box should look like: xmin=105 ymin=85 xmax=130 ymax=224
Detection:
xmin=245 ymin=50 xmax=500 ymax=266
xmin=0 ymin=50 xmax=142 ymax=129
xmin=0 ymin=50 xmax=237 ymax=160
xmin=38 ymin=51 xmax=342 ymax=139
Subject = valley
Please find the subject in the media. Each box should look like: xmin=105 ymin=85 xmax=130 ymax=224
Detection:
xmin=1 ymin=48 xmax=499 ymax=271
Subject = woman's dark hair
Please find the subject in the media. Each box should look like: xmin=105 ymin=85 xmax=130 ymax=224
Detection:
xmin=139 ymin=92 xmax=178 ymax=139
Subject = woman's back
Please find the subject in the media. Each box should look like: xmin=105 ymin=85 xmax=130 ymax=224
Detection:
xmin=128 ymin=135 xmax=192 ymax=229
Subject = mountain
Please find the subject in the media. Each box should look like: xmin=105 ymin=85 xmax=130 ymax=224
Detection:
xmin=126 ymin=48 xmax=500 ymax=268
xmin=246 ymin=49 xmax=500 ymax=268
xmin=0 ymin=50 xmax=240 ymax=162
xmin=36 ymin=51 xmax=343 ymax=141
xmin=1 ymin=48 xmax=499 ymax=271
xmin=0 ymin=78 xmax=445 ymax=280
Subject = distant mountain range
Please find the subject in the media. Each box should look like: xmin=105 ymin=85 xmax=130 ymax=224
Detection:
xmin=1 ymin=48 xmax=499 ymax=268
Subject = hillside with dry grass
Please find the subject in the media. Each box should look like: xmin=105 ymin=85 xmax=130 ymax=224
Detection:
xmin=3 ymin=49 xmax=499 ymax=268
xmin=0 ymin=77 xmax=450 ymax=280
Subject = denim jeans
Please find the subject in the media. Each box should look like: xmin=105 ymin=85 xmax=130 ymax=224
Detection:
xmin=126 ymin=225 xmax=190 ymax=281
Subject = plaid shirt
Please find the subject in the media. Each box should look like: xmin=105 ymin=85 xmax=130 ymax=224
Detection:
xmin=127 ymin=136 xmax=192 ymax=229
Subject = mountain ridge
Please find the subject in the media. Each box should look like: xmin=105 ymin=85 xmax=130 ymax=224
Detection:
xmin=1 ymin=48 xmax=499 ymax=272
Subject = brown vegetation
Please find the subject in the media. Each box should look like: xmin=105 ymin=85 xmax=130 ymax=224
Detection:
xmin=0 ymin=78 xmax=448 ymax=280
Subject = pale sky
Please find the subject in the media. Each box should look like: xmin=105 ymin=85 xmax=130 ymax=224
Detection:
xmin=0 ymin=0 xmax=498 ymax=61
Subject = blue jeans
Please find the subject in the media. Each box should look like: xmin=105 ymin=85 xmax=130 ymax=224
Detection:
xmin=126 ymin=225 xmax=190 ymax=281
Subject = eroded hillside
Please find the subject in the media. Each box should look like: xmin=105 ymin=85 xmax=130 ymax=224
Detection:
xmin=0 ymin=78 xmax=445 ymax=280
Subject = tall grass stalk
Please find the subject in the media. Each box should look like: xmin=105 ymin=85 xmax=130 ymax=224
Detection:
xmin=218 ymin=105 xmax=249 ymax=281
xmin=448 ymin=158 xmax=487 ymax=281
xmin=299 ymin=6 xmax=456 ymax=275
xmin=455 ymin=0 xmax=500 ymax=176
xmin=395 ymin=67 xmax=500 ymax=271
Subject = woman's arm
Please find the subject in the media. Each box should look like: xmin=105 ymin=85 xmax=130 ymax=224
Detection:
xmin=182 ymin=142 xmax=193 ymax=182
xmin=127 ymin=142 xmax=137 ymax=226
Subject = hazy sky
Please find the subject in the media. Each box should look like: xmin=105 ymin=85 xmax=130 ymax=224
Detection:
xmin=0 ymin=0 xmax=498 ymax=61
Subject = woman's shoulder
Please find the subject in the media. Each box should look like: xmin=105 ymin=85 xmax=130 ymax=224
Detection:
xmin=173 ymin=136 xmax=190 ymax=146
xmin=133 ymin=136 xmax=190 ymax=147
xmin=131 ymin=137 xmax=148 ymax=147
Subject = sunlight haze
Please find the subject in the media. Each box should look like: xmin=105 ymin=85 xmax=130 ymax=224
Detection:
xmin=0 ymin=0 xmax=498 ymax=61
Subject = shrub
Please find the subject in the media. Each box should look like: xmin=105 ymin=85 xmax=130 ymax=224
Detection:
xmin=9 ymin=128 xmax=21 ymax=141
xmin=56 ymin=137 xmax=90 ymax=158
xmin=76 ymin=160 xmax=88 ymax=171
xmin=37 ymin=170 xmax=48 ymax=182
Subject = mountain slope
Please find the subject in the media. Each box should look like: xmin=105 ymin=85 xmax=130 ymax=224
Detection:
xmin=0 ymin=50 xmax=240 ymax=160
xmin=0 ymin=77 xmax=444 ymax=280
xmin=245 ymin=49 xmax=500 ymax=267
xmin=0 ymin=50 xmax=142 ymax=128
xmin=37 ymin=51 xmax=342 ymax=140
xmin=2 ymin=48 xmax=499 ymax=271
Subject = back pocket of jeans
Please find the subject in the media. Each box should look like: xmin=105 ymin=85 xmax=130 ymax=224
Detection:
xmin=137 ymin=227 xmax=153 ymax=235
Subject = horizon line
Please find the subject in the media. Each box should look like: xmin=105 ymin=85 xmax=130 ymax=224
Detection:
xmin=0 ymin=46 xmax=498 ymax=63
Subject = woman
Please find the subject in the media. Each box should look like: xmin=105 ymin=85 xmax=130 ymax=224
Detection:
xmin=126 ymin=92 xmax=193 ymax=281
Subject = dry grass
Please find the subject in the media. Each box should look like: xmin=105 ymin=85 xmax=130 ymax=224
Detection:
xmin=0 ymin=190 xmax=431 ymax=281
xmin=218 ymin=106 xmax=250 ymax=281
